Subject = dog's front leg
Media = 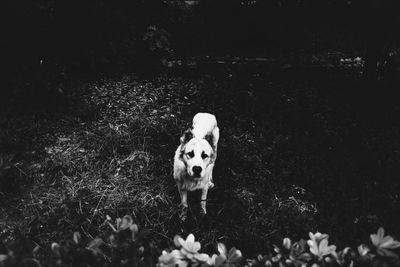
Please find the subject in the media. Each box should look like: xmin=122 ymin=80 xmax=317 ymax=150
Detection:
xmin=180 ymin=189 xmax=188 ymax=207
xmin=200 ymin=188 xmax=208 ymax=215
xmin=208 ymin=164 xmax=215 ymax=188
xmin=178 ymin=188 xmax=188 ymax=221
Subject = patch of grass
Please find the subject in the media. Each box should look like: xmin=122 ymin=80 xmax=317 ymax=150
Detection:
xmin=1 ymin=62 xmax=400 ymax=260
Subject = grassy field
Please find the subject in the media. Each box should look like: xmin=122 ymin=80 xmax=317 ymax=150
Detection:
xmin=1 ymin=60 xmax=400 ymax=259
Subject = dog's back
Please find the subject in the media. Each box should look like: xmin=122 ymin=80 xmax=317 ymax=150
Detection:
xmin=192 ymin=113 xmax=219 ymax=151
xmin=192 ymin=113 xmax=217 ymax=138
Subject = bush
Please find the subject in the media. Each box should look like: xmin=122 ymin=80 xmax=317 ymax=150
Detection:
xmin=1 ymin=215 xmax=400 ymax=267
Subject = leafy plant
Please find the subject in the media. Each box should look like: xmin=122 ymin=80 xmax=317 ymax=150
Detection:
xmin=0 ymin=215 xmax=153 ymax=267
xmin=1 ymin=219 xmax=400 ymax=267
xmin=158 ymin=233 xmax=242 ymax=267
xmin=248 ymin=228 xmax=400 ymax=267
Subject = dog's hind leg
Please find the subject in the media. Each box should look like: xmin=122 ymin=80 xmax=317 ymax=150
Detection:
xmin=200 ymin=188 xmax=208 ymax=215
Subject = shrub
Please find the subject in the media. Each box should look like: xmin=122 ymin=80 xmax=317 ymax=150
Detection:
xmin=1 ymin=216 xmax=399 ymax=267
xmin=0 ymin=215 xmax=154 ymax=267
xmin=158 ymin=234 xmax=242 ymax=267
xmin=247 ymin=228 xmax=400 ymax=267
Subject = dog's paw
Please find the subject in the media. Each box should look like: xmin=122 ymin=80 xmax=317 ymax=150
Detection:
xmin=208 ymin=182 xmax=214 ymax=188
xmin=179 ymin=211 xmax=187 ymax=221
xmin=179 ymin=206 xmax=188 ymax=221
xmin=200 ymin=207 xmax=207 ymax=216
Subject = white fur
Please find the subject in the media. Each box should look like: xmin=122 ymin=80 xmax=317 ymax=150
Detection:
xmin=192 ymin=113 xmax=218 ymax=138
xmin=173 ymin=112 xmax=219 ymax=215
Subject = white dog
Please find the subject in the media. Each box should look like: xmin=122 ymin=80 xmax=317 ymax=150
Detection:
xmin=173 ymin=113 xmax=219 ymax=218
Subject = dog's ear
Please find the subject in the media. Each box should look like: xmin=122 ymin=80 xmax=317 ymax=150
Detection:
xmin=180 ymin=128 xmax=193 ymax=145
xmin=205 ymin=134 xmax=215 ymax=149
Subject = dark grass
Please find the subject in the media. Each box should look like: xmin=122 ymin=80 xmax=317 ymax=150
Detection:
xmin=1 ymin=58 xmax=400 ymax=259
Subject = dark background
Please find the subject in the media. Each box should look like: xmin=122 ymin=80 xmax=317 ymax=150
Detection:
xmin=1 ymin=0 xmax=399 ymax=97
xmin=1 ymin=0 xmax=400 ymax=265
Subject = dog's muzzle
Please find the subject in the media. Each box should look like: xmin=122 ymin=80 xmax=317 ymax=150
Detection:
xmin=192 ymin=166 xmax=202 ymax=177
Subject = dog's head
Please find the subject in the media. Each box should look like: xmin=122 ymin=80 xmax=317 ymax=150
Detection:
xmin=180 ymin=129 xmax=214 ymax=179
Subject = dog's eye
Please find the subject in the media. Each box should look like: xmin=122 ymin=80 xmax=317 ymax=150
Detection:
xmin=201 ymin=152 xmax=209 ymax=159
xmin=187 ymin=151 xmax=194 ymax=158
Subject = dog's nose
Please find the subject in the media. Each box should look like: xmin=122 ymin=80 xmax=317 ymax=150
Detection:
xmin=192 ymin=166 xmax=202 ymax=175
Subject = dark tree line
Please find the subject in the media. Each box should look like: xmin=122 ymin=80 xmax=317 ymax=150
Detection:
xmin=0 ymin=0 xmax=399 ymax=97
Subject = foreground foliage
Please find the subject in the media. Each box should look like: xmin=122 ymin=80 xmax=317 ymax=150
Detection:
xmin=1 ymin=215 xmax=399 ymax=267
